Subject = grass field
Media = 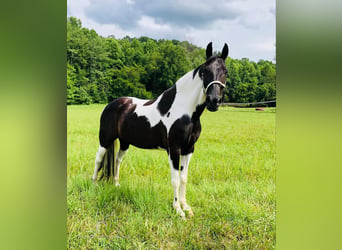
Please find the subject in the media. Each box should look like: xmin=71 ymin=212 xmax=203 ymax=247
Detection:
xmin=67 ymin=104 xmax=276 ymax=249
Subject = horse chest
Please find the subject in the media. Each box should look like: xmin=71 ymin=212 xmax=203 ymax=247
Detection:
xmin=167 ymin=114 xmax=201 ymax=151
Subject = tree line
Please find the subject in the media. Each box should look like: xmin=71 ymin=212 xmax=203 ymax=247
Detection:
xmin=67 ymin=17 xmax=276 ymax=105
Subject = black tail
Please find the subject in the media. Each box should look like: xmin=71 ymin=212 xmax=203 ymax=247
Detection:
xmin=98 ymin=140 xmax=118 ymax=182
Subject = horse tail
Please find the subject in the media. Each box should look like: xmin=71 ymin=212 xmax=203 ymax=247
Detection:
xmin=99 ymin=139 xmax=118 ymax=182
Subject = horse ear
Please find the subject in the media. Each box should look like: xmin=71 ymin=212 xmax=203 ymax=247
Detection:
xmin=206 ymin=42 xmax=213 ymax=59
xmin=221 ymin=43 xmax=229 ymax=60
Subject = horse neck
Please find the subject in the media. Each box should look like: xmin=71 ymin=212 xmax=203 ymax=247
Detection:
xmin=173 ymin=70 xmax=206 ymax=115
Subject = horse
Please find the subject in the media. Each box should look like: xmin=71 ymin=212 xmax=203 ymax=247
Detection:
xmin=92 ymin=42 xmax=229 ymax=218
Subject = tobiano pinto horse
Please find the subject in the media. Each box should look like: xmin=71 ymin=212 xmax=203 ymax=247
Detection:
xmin=92 ymin=42 xmax=229 ymax=218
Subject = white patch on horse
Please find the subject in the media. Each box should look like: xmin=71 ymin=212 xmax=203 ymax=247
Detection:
xmin=92 ymin=146 xmax=107 ymax=180
xmin=131 ymin=97 xmax=162 ymax=127
xmin=114 ymin=149 xmax=127 ymax=186
xmin=180 ymin=154 xmax=194 ymax=216
xmin=169 ymin=156 xmax=185 ymax=218
xmin=161 ymin=71 xmax=205 ymax=132
xmin=130 ymin=71 xmax=205 ymax=134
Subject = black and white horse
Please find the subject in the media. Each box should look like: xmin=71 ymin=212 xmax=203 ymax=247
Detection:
xmin=92 ymin=42 xmax=229 ymax=218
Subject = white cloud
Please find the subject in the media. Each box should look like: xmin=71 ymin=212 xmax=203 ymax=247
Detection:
xmin=67 ymin=0 xmax=275 ymax=62
xmin=67 ymin=0 xmax=91 ymax=20
xmin=253 ymin=41 xmax=275 ymax=52
xmin=138 ymin=16 xmax=172 ymax=32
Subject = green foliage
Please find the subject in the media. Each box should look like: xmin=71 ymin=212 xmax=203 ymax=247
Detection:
xmin=67 ymin=63 xmax=77 ymax=104
xmin=67 ymin=17 xmax=276 ymax=105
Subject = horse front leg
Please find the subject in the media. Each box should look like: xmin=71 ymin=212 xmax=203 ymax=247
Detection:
xmin=168 ymin=149 xmax=185 ymax=218
xmin=180 ymin=153 xmax=194 ymax=217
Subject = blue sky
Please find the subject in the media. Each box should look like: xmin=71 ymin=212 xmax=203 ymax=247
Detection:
xmin=67 ymin=0 xmax=275 ymax=62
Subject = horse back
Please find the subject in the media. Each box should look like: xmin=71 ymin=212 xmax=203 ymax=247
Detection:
xmin=100 ymin=97 xmax=168 ymax=150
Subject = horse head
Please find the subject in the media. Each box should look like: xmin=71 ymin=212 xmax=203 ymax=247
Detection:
xmin=199 ymin=42 xmax=229 ymax=111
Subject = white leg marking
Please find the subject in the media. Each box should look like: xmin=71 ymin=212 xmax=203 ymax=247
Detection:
xmin=92 ymin=146 xmax=107 ymax=181
xmin=180 ymin=154 xmax=194 ymax=216
xmin=114 ymin=149 xmax=126 ymax=187
xmin=169 ymin=156 xmax=185 ymax=218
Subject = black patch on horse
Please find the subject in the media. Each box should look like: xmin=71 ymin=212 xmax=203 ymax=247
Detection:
xmin=193 ymin=56 xmax=221 ymax=80
xmin=168 ymin=114 xmax=193 ymax=170
xmin=99 ymin=97 xmax=133 ymax=148
xmin=205 ymin=56 xmax=219 ymax=65
xmin=191 ymin=103 xmax=206 ymax=122
xmin=193 ymin=66 xmax=201 ymax=79
xmin=143 ymin=99 xmax=156 ymax=106
xmin=121 ymin=114 xmax=168 ymax=150
xmin=157 ymin=85 xmax=176 ymax=116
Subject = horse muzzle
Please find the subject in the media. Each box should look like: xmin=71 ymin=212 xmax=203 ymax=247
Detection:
xmin=206 ymin=96 xmax=220 ymax=112
xmin=204 ymin=80 xmax=225 ymax=112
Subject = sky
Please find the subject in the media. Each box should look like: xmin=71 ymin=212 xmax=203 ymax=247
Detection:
xmin=67 ymin=0 xmax=275 ymax=62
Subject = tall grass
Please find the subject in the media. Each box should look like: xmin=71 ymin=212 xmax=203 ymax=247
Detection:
xmin=67 ymin=105 xmax=275 ymax=249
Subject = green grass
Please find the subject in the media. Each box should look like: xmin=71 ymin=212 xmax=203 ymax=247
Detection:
xmin=67 ymin=104 xmax=275 ymax=249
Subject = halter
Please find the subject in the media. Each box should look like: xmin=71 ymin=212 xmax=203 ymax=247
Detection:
xmin=203 ymin=80 xmax=226 ymax=94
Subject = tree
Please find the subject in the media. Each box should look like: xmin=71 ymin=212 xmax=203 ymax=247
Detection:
xmin=66 ymin=17 xmax=276 ymax=105
xmin=226 ymin=59 xmax=241 ymax=102
xmin=67 ymin=63 xmax=77 ymax=104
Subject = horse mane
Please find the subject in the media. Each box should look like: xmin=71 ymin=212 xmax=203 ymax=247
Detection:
xmin=193 ymin=66 xmax=201 ymax=79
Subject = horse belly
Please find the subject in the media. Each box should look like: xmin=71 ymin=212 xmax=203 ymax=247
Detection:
xmin=120 ymin=113 xmax=168 ymax=150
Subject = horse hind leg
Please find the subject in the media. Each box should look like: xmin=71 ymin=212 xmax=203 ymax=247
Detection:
xmin=92 ymin=145 xmax=107 ymax=181
xmin=114 ymin=141 xmax=129 ymax=187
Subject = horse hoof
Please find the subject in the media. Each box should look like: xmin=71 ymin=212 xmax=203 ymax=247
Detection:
xmin=115 ymin=183 xmax=121 ymax=187
xmin=188 ymin=210 xmax=194 ymax=217
xmin=175 ymin=207 xmax=186 ymax=218
xmin=178 ymin=210 xmax=186 ymax=219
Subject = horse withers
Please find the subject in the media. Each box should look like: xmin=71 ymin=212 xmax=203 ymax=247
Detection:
xmin=92 ymin=42 xmax=229 ymax=218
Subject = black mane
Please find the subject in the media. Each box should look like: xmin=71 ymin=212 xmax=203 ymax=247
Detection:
xmin=193 ymin=65 xmax=201 ymax=79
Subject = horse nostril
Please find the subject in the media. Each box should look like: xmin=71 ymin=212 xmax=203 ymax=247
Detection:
xmin=206 ymin=96 xmax=220 ymax=109
xmin=213 ymin=98 xmax=218 ymax=106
